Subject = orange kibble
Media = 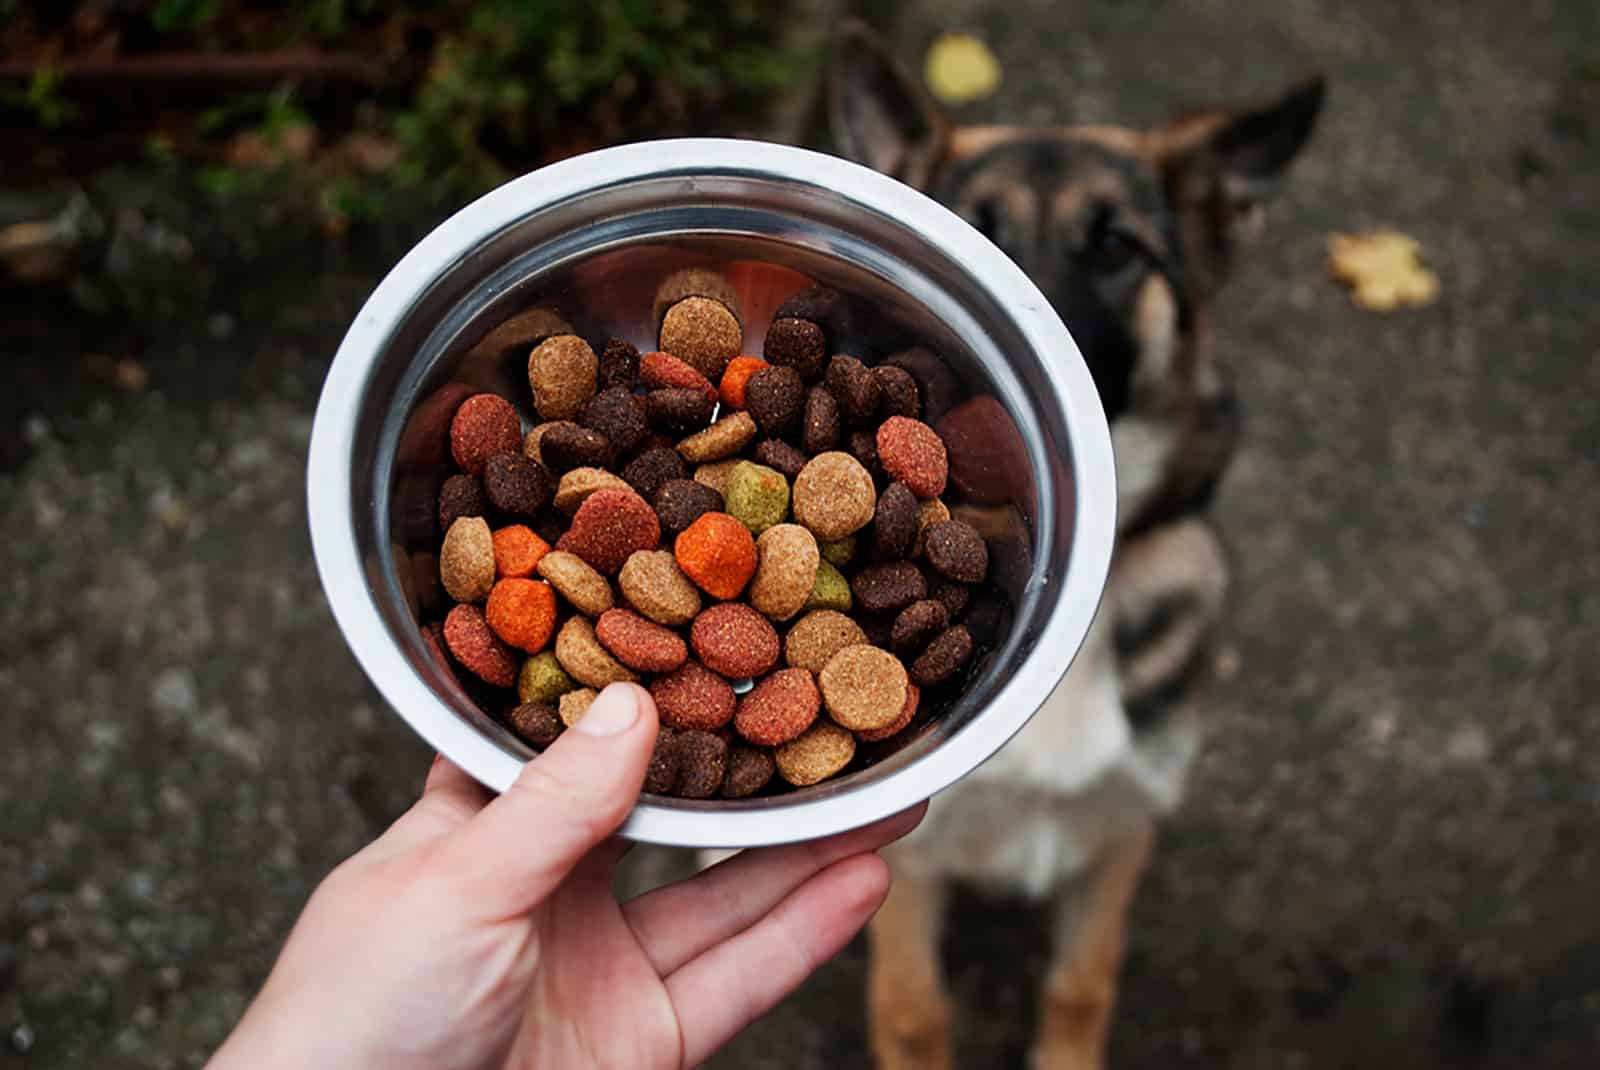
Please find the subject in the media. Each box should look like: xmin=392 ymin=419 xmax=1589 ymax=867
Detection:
xmin=674 ymin=511 xmax=758 ymax=600
xmin=484 ymin=578 xmax=558 ymax=653
xmin=719 ymin=356 xmax=769 ymax=410
xmin=491 ymin=524 xmax=550 ymax=579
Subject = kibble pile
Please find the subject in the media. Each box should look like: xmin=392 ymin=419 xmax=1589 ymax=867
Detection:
xmin=424 ymin=269 xmax=995 ymax=798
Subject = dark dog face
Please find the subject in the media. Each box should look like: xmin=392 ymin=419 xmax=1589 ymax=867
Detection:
xmin=830 ymin=22 xmax=1323 ymax=534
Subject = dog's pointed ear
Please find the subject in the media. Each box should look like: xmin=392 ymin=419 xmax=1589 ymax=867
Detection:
xmin=829 ymin=18 xmax=953 ymax=189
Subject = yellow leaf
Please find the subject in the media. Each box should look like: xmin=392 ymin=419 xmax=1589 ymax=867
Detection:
xmin=924 ymin=33 xmax=1001 ymax=105
xmin=1327 ymin=229 xmax=1441 ymax=312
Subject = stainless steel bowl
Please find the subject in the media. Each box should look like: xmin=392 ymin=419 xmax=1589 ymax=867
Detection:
xmin=307 ymin=138 xmax=1115 ymax=848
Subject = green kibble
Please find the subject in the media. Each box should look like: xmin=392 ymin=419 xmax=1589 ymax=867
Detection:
xmin=724 ymin=461 xmax=790 ymax=535
xmin=517 ymin=651 xmax=576 ymax=704
xmin=805 ymin=559 xmax=852 ymax=612
xmin=818 ymin=535 xmax=856 ymax=567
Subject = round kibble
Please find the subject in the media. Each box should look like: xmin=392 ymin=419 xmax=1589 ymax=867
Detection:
xmin=450 ymin=394 xmax=523 ymax=475
xmin=678 ymin=411 xmax=757 ymax=463
xmin=877 ymin=416 xmax=948 ymax=499
xmin=644 ymin=727 xmax=681 ymax=794
xmin=783 ymin=609 xmax=867 ymax=674
xmin=438 ymin=473 xmax=487 ymax=533
xmin=693 ymin=459 xmax=740 ymax=496
xmin=724 ymin=462 xmax=790 ymax=536
xmin=776 ymin=720 xmax=856 ymax=787
xmin=792 ymin=451 xmax=876 ymax=540
xmin=509 ymin=701 xmax=563 ymax=749
xmin=690 ymin=602 xmax=779 ymax=678
xmin=824 ymin=355 xmax=881 ymax=427
xmin=557 ymin=488 xmax=661 ymax=575
xmin=890 ymin=599 xmax=949 ymax=655
xmin=910 ymin=625 xmax=974 ymax=687
xmin=540 ymin=423 xmax=612 ymax=473
xmin=618 ymin=550 xmax=702 ymax=626
xmin=660 ymin=296 xmax=742 ymax=382
xmin=856 ymin=682 xmax=919 ymax=743
xmin=848 ymin=429 xmax=883 ymax=481
xmin=818 ymin=535 xmax=856 ymax=567
xmin=804 ymin=559 xmax=852 ymax=613
xmin=443 ymin=603 xmax=519 ymax=687
xmin=554 ymin=615 xmax=639 ymax=688
xmin=763 ymin=317 xmax=826 ymax=381
xmin=802 ymin=385 xmax=841 ymax=454
xmin=654 ymin=268 xmax=742 ymax=328
xmin=744 ymin=365 xmax=805 ymax=437
xmin=440 ymin=516 xmax=496 ymax=603
xmin=485 ymin=578 xmax=558 ymax=654
xmin=912 ymin=497 xmax=951 ymax=557
xmin=647 ymin=388 xmax=716 ymax=435
xmin=927 ymin=576 xmax=970 ymax=619
xmin=528 ymin=335 xmax=598 ymax=420
xmin=722 ymin=745 xmax=776 ymax=798
xmin=518 ymin=650 xmax=576 ymax=704
xmin=651 ymin=660 xmax=736 ymax=731
xmin=850 ymin=561 xmax=927 ymax=614
xmin=735 ymin=668 xmax=821 ymax=746
xmin=491 ymin=525 xmax=549 ymax=579
xmin=748 ymin=523 xmax=819 ymax=620
xmin=621 ymin=446 xmax=688 ymax=500
xmin=654 ymin=479 xmax=725 ymax=535
xmin=774 ymin=285 xmax=853 ymax=339
xmin=673 ymin=729 xmax=730 ymax=799
xmin=675 ymin=512 xmax=758 ymax=600
xmin=483 ymin=452 xmax=554 ymax=518
xmin=719 ymin=355 xmax=768 ymax=410
xmin=640 ymin=351 xmax=718 ymax=401
xmin=870 ymin=482 xmax=919 ymax=561
xmin=597 ymin=337 xmax=640 ymax=391
xmin=536 ymin=550 xmax=614 ymax=617
xmin=751 ymin=439 xmax=808 ymax=480
xmin=924 ymin=520 xmax=989 ymax=583
xmin=873 ymin=364 xmax=920 ymax=419
xmin=553 ymin=467 xmax=632 ymax=514
xmin=885 ymin=346 xmax=962 ymax=424
xmin=559 ymin=687 xmax=599 ymax=727
xmin=578 ymin=387 xmax=647 ymax=457
xmin=523 ymin=420 xmax=576 ymax=466
xmin=595 ymin=608 xmax=689 ymax=673
xmin=819 ymin=644 xmax=908 ymax=732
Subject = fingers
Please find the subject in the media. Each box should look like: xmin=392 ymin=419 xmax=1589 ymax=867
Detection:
xmin=623 ymin=803 xmax=925 ymax=976
xmin=665 ymin=854 xmax=892 ymax=1067
xmin=432 ymin=683 xmax=658 ymax=918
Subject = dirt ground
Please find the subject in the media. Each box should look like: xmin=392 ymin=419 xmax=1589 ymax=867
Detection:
xmin=3 ymin=1 xmax=1598 ymax=1067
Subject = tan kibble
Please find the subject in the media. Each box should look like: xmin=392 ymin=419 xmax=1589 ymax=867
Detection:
xmin=659 ymin=296 xmax=742 ymax=382
xmin=775 ymin=719 xmax=856 ymax=786
xmin=693 ymin=459 xmax=741 ymax=496
xmin=652 ymin=268 xmax=743 ymax=330
xmin=677 ymin=411 xmax=757 ymax=463
xmin=618 ymin=550 xmax=702 ymax=626
xmin=554 ymin=467 xmax=633 ymax=513
xmin=527 ymin=334 xmax=598 ymax=420
xmin=818 ymin=644 xmax=909 ymax=731
xmin=748 ymin=524 xmax=820 ymax=621
xmin=784 ymin=610 xmax=868 ymax=674
xmin=558 ymin=687 xmax=599 ymax=728
xmin=439 ymin=516 xmax=495 ymax=603
xmin=792 ymin=451 xmax=877 ymax=540
xmin=536 ymin=550 xmax=614 ymax=617
xmin=554 ymin=616 xmax=638 ymax=689
xmin=524 ymin=420 xmax=578 ymax=466
xmin=912 ymin=497 xmax=951 ymax=557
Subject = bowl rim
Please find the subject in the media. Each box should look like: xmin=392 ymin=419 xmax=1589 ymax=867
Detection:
xmin=307 ymin=137 xmax=1116 ymax=847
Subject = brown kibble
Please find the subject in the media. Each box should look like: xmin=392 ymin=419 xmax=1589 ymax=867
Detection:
xmin=763 ymin=317 xmax=827 ymax=381
xmin=792 ymin=451 xmax=876 ymax=540
xmin=524 ymin=420 xmax=577 ymax=466
xmin=654 ymin=479 xmax=725 ymax=535
xmin=595 ymin=608 xmax=689 ymax=673
xmin=438 ymin=473 xmax=487 ymax=533
xmin=802 ymin=386 xmax=841 ymax=454
xmin=783 ymin=609 xmax=868 ymax=674
xmin=558 ymin=687 xmax=600 ymax=727
xmin=924 ymin=520 xmax=989 ymax=583
xmin=885 ymin=346 xmax=962 ymax=424
xmin=851 ymin=561 xmax=927 ymax=614
xmin=450 ymin=394 xmax=523 ymax=475
xmin=721 ymin=745 xmax=776 ymax=798
xmin=751 ymin=439 xmax=808 ymax=480
xmin=553 ymin=467 xmax=633 ymax=514
xmin=557 ymin=488 xmax=661 ymax=574
xmin=483 ymin=452 xmax=554 ymax=518
xmin=677 ymin=411 xmax=757 ymax=463
xmin=621 ymin=446 xmax=688 ymax=500
xmin=509 ymin=701 xmax=563 ymax=748
xmin=870 ymin=482 xmax=919 ymax=561
xmin=744 ymin=365 xmax=805 ymax=438
xmin=618 ymin=550 xmax=702 ymax=626
xmin=690 ymin=602 xmax=780 ymax=678
xmin=910 ymin=625 xmax=974 ymax=687
xmin=644 ymin=727 xmax=681 ymax=794
xmin=640 ymin=351 xmax=718 ymax=401
xmin=890 ymin=599 xmax=950 ymax=655
xmin=748 ymin=524 xmax=820 ymax=621
xmin=735 ymin=668 xmax=821 ymax=746
xmin=440 ymin=516 xmax=496 ymax=603
xmin=873 ymin=364 xmax=920 ymax=419
xmin=578 ymin=387 xmax=647 ymax=457
xmin=856 ymin=682 xmax=919 ymax=743
xmin=528 ymin=335 xmax=599 ymax=420
xmin=443 ymin=603 xmax=519 ymax=687
xmin=912 ymin=497 xmax=951 ymax=557
xmin=466 ymin=307 xmax=573 ymax=365
xmin=693 ymin=459 xmax=741 ymax=497
xmin=651 ymin=660 xmax=736 ymax=731
xmin=536 ymin=550 xmax=615 ymax=617
xmin=824 ymin=355 xmax=881 ymax=427
xmin=540 ymin=423 xmax=612 ymax=473
xmin=673 ymin=729 xmax=730 ymax=799
xmin=927 ymin=576 xmax=970 ymax=619
xmin=554 ymin=615 xmax=639 ymax=688
xmin=646 ymin=388 xmax=717 ymax=436
xmin=773 ymin=285 xmax=853 ymax=341
xmin=654 ymin=268 xmax=743 ymax=329
xmin=848 ymin=429 xmax=883 ymax=481
xmin=660 ymin=296 xmax=742 ymax=382
xmin=775 ymin=720 xmax=856 ymax=786
xmin=818 ymin=644 xmax=909 ymax=732
xmin=597 ymin=337 xmax=641 ymax=391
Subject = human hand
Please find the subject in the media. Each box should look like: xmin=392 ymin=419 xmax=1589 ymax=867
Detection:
xmin=208 ymin=682 xmax=924 ymax=1070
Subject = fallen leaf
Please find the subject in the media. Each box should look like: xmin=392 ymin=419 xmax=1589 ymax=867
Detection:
xmin=1327 ymin=228 xmax=1440 ymax=312
xmin=924 ymin=32 xmax=1001 ymax=105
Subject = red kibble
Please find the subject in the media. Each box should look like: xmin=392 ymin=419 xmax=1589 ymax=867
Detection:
xmin=734 ymin=668 xmax=821 ymax=745
xmin=690 ymin=602 xmax=780 ymax=678
xmin=484 ymin=578 xmax=558 ymax=654
xmin=651 ymin=660 xmax=737 ymax=731
xmin=556 ymin=487 xmax=661 ymax=575
xmin=595 ymin=608 xmax=689 ymax=673
xmin=674 ymin=511 xmax=758 ymax=600
xmin=876 ymin=415 xmax=949 ymax=499
xmin=443 ymin=603 xmax=520 ymax=687
xmin=640 ymin=351 xmax=718 ymax=402
xmin=449 ymin=394 xmax=523 ymax=476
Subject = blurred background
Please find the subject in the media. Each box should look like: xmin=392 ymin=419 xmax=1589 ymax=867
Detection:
xmin=2 ymin=1 xmax=1597 ymax=1067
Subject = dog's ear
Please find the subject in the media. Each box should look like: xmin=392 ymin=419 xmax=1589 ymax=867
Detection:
xmin=829 ymin=18 xmax=953 ymax=189
xmin=1158 ymin=74 xmax=1325 ymax=292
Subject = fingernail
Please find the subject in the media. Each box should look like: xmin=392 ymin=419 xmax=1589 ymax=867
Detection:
xmin=574 ymin=683 xmax=640 ymax=736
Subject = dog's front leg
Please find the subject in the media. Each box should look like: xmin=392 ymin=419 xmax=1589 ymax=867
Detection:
xmin=1032 ymin=821 xmax=1154 ymax=1070
xmin=868 ymin=856 xmax=953 ymax=1070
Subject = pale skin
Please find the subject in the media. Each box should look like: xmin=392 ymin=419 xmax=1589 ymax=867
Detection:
xmin=209 ymin=682 xmax=925 ymax=1070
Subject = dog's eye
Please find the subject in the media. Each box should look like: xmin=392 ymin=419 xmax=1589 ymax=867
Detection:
xmin=1088 ymin=217 xmax=1140 ymax=276
xmin=968 ymin=198 xmax=1010 ymax=248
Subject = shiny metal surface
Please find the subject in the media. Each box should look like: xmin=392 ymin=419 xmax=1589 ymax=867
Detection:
xmin=307 ymin=139 xmax=1115 ymax=847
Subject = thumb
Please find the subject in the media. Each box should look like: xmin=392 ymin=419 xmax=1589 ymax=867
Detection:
xmin=438 ymin=682 xmax=658 ymax=917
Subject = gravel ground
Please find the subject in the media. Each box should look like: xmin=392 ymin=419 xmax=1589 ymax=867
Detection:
xmin=3 ymin=1 xmax=1598 ymax=1067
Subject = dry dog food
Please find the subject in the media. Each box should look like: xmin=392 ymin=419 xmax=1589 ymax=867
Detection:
xmin=423 ymin=268 xmax=1001 ymax=794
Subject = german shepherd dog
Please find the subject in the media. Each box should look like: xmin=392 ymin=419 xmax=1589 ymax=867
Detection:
xmin=829 ymin=20 xmax=1324 ymax=1069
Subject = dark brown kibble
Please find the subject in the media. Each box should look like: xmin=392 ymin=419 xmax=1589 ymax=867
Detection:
xmin=438 ymin=473 xmax=487 ymax=532
xmin=856 ymin=611 xmax=895 ymax=649
xmin=924 ymin=520 xmax=989 ymax=583
xmin=646 ymin=387 xmax=716 ymax=435
xmin=773 ymin=285 xmax=853 ymax=341
xmin=874 ymin=365 xmax=920 ymax=419
xmin=911 ymin=625 xmax=974 ymax=687
xmin=483 ymin=453 xmax=554 ymax=519
xmin=885 ymin=347 xmax=962 ymax=424
xmin=824 ymin=355 xmax=881 ymax=427
xmin=674 ymin=730 xmax=729 ymax=800
xmin=752 ymin=439 xmax=808 ymax=480
xmin=744 ymin=365 xmax=806 ymax=438
xmin=890 ymin=599 xmax=950 ymax=655
xmin=530 ymin=512 xmax=567 ymax=546
xmin=851 ymin=561 xmax=927 ymax=614
xmin=621 ymin=446 xmax=688 ymax=500
xmin=540 ymin=424 xmax=612 ymax=473
xmin=870 ymin=482 xmax=919 ymax=561
xmin=802 ymin=385 xmax=841 ymax=454
xmin=644 ymin=727 xmax=681 ymax=794
xmin=597 ymin=337 xmax=641 ymax=391
xmin=721 ymin=745 xmax=776 ymax=798
xmin=509 ymin=702 xmax=563 ymax=748
xmin=653 ymin=479 xmax=724 ymax=534
xmin=763 ymin=317 xmax=827 ymax=381
xmin=579 ymin=387 xmax=647 ymax=457
xmin=848 ymin=429 xmax=883 ymax=481
xmin=927 ymin=576 xmax=971 ymax=619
